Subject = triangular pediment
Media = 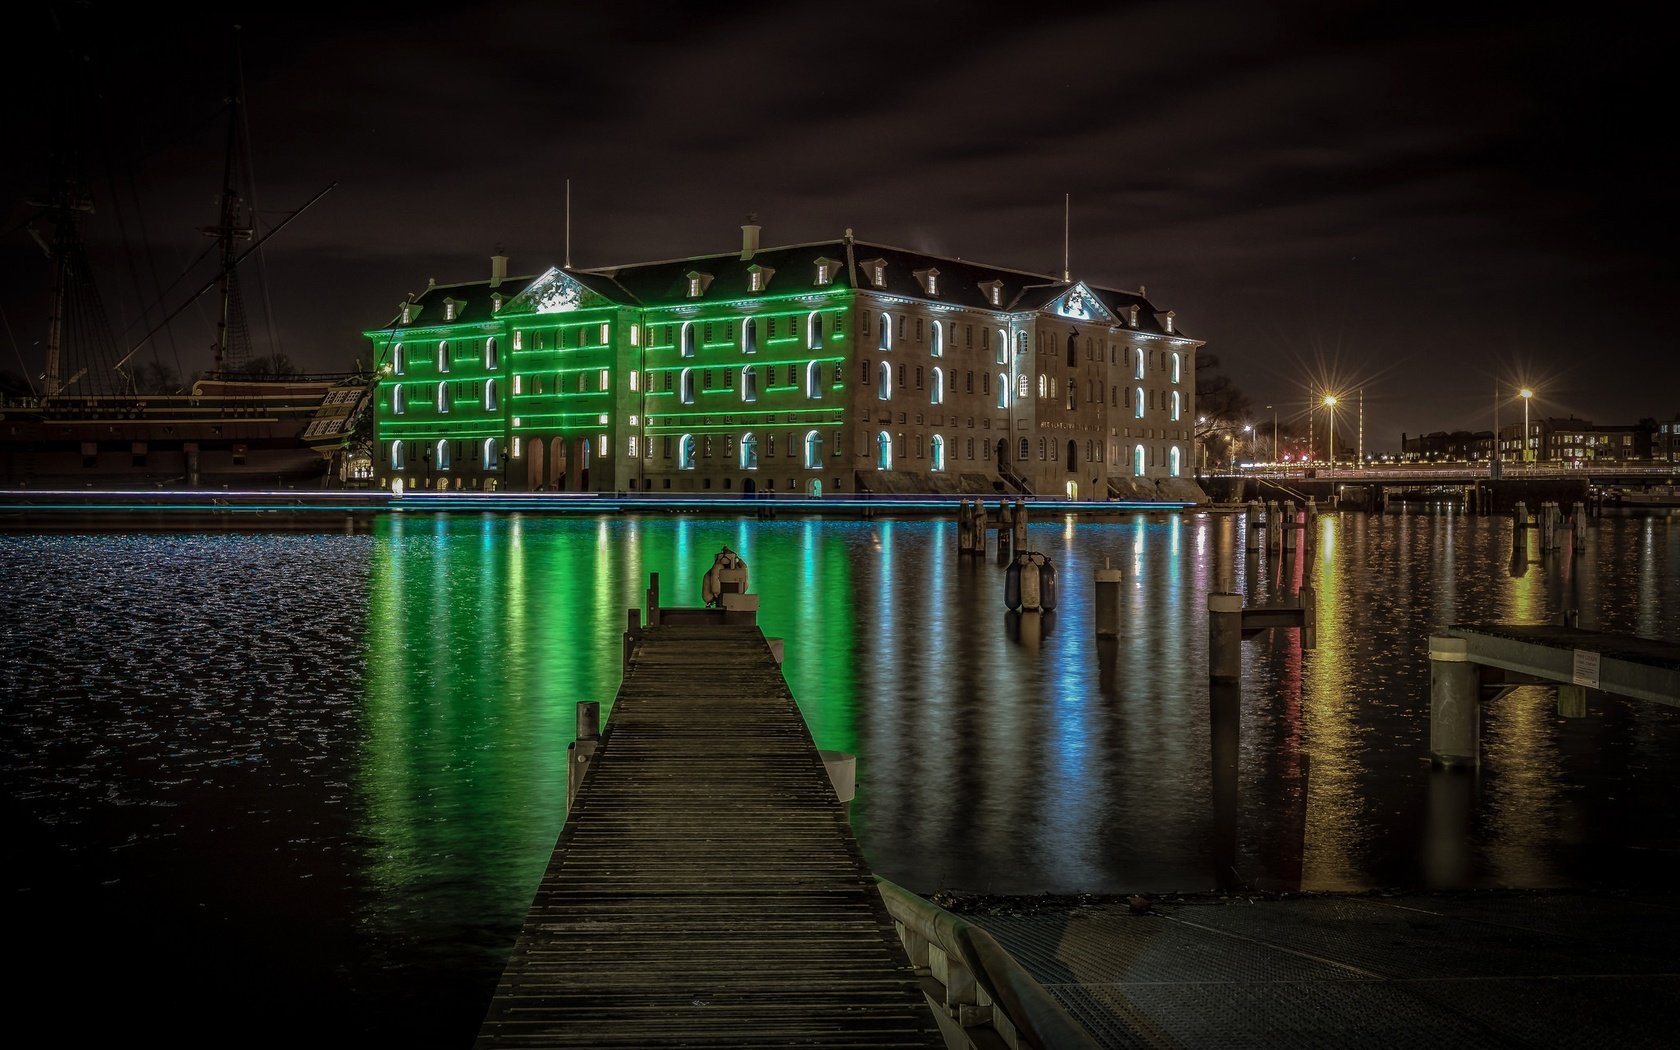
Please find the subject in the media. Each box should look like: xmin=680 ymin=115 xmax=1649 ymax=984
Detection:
xmin=1046 ymin=282 xmax=1114 ymax=323
xmin=503 ymin=268 xmax=607 ymax=315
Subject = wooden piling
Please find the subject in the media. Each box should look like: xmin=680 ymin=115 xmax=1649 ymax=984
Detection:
xmin=1209 ymin=593 xmax=1243 ymax=681
xmin=1429 ymin=636 xmax=1479 ymax=767
xmin=1095 ymin=558 xmax=1122 ymax=637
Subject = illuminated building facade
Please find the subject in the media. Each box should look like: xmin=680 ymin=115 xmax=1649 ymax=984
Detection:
xmin=365 ymin=228 xmax=1203 ymax=497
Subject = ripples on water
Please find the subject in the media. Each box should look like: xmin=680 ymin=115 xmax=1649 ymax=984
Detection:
xmin=2 ymin=510 xmax=1676 ymax=1046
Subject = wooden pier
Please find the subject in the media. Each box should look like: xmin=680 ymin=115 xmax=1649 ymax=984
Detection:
xmin=475 ymin=618 xmax=942 ymax=1048
xmin=1429 ymin=623 xmax=1680 ymax=766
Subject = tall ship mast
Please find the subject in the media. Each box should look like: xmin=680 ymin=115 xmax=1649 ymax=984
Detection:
xmin=2 ymin=29 xmax=370 ymax=489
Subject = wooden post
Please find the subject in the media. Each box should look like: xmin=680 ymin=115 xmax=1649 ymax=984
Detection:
xmin=567 ymin=701 xmax=602 ymax=812
xmin=1557 ymin=684 xmax=1587 ymax=718
xmin=623 ymin=608 xmax=641 ymax=672
xmin=1246 ymin=502 xmax=1261 ymax=552
xmin=1299 ymin=583 xmax=1317 ymax=650
xmin=1208 ymin=592 xmax=1243 ymax=681
xmin=646 ymin=572 xmax=660 ymax=628
xmin=1013 ymin=499 xmax=1028 ymax=552
xmin=957 ymin=500 xmax=973 ymax=555
xmin=1429 ymin=636 xmax=1479 ymax=767
xmin=973 ymin=500 xmax=988 ymax=555
xmin=1095 ymin=557 xmax=1122 ymax=637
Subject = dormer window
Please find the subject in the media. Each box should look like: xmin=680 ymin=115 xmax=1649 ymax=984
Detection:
xmin=1128 ymin=304 xmax=1140 ymax=327
xmin=491 ymin=293 xmax=503 ymax=315
xmin=914 ymin=268 xmax=940 ymax=297
xmin=747 ymin=264 xmax=774 ymax=293
xmin=860 ymin=258 xmax=888 ymax=288
xmin=979 ymin=280 xmax=1004 ymax=307
xmin=399 ymin=301 xmax=413 ymax=324
xmin=443 ymin=298 xmax=458 ymax=321
xmin=686 ymin=271 xmax=714 ymax=298
xmin=813 ymin=257 xmax=840 ymax=287
xmin=1158 ymin=310 xmax=1176 ymax=334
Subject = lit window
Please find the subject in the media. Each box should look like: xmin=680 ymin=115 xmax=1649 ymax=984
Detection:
xmin=628 ymin=436 xmax=638 ymax=458
xmin=444 ymin=301 xmax=456 ymax=321
xmin=1134 ymin=348 xmax=1145 ymax=379
xmin=485 ymin=338 xmax=498 ymax=370
xmin=931 ymin=322 xmax=943 ymax=357
xmin=1171 ymin=390 xmax=1181 ymax=421
xmin=931 ymin=367 xmax=944 ymax=405
xmin=513 ymin=330 xmax=523 ymax=350
xmin=742 ymin=366 xmax=758 ymax=402
xmin=931 ymin=434 xmax=945 ymax=472
xmin=598 ymin=435 xmax=607 ymax=458
xmin=484 ymin=379 xmax=498 ymax=411
xmin=873 ymin=264 xmax=885 ymax=286
xmin=878 ymin=362 xmax=892 ymax=401
xmin=876 ymin=431 xmax=893 ymax=469
xmin=393 ymin=343 xmax=405 ymax=375
xmin=928 ymin=272 xmax=938 ymax=295
xmin=513 ymin=437 xmax=522 ymax=458
xmin=390 ymin=440 xmax=405 ymax=470
xmin=513 ymin=375 xmax=522 ymax=395
xmin=1172 ymin=352 xmax=1181 ymax=384
xmin=1135 ymin=388 xmax=1145 ymax=418
xmin=740 ymin=432 xmax=758 ymax=470
xmin=879 ymin=313 xmax=892 ymax=351
xmin=601 ymin=323 xmax=611 ymax=344
xmin=750 ymin=270 xmax=762 ymax=292
xmin=806 ymin=361 xmax=823 ymax=400
xmin=1169 ymin=446 xmax=1182 ymax=477
xmin=436 ymin=382 xmax=449 ymax=414
xmin=806 ymin=311 xmax=822 ymax=349
xmin=996 ymin=329 xmax=1007 ymax=364
xmin=681 ymin=322 xmax=695 ymax=357
xmin=742 ymin=318 xmax=758 ymax=355
xmin=483 ymin=438 xmax=499 ymax=470
xmin=629 ymin=370 xmax=639 ymax=392
xmin=392 ymin=385 xmax=406 ymax=415
xmin=1134 ymin=444 xmax=1145 ymax=476
xmin=1018 ymin=374 xmax=1029 ymax=399
xmin=997 ymin=375 xmax=1009 ymax=409
xmin=681 ymin=368 xmax=694 ymax=404
xmin=437 ymin=342 xmax=449 ymax=373
xmin=804 ymin=430 xmax=824 ymax=469
xmin=991 ymin=286 xmax=1001 ymax=305
xmin=1038 ymin=374 xmax=1047 ymax=399
xmin=688 ymin=276 xmax=700 ymax=297
xmin=436 ymin=439 xmax=451 ymax=470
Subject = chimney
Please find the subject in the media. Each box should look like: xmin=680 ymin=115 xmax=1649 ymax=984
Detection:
xmin=491 ymin=252 xmax=508 ymax=287
xmin=740 ymin=221 xmax=761 ymax=261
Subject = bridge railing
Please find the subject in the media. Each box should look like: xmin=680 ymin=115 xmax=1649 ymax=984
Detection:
xmin=876 ymin=877 xmax=1100 ymax=1050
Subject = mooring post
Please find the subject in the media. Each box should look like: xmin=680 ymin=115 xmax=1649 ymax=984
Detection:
xmin=567 ymin=701 xmax=602 ymax=811
xmin=1284 ymin=513 xmax=1298 ymax=554
xmin=974 ymin=500 xmax=988 ymax=555
xmin=1246 ymin=502 xmax=1261 ymax=552
xmin=1572 ymin=501 xmax=1587 ymax=552
xmin=1428 ymin=636 xmax=1479 ymax=767
xmin=623 ymin=608 xmax=641 ymax=672
xmin=646 ymin=572 xmax=660 ymax=628
xmin=1095 ymin=557 xmax=1123 ymax=637
xmin=1541 ymin=501 xmax=1557 ymax=549
xmin=957 ymin=500 xmax=973 ymax=555
xmin=1299 ymin=583 xmax=1318 ymax=650
xmin=1208 ymin=592 xmax=1243 ymax=681
xmin=1557 ymin=683 xmax=1587 ymax=718
xmin=1215 ymin=515 xmax=1237 ymax=593
xmin=1013 ymin=499 xmax=1028 ymax=551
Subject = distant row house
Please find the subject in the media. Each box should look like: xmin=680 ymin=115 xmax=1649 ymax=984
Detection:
xmin=365 ymin=226 xmax=1205 ymax=499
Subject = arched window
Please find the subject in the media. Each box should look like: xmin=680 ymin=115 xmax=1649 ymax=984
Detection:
xmin=680 ymin=368 xmax=695 ymax=404
xmin=931 ymin=434 xmax=946 ymax=472
xmin=930 ymin=321 xmax=943 ymax=357
xmin=1038 ymin=374 xmax=1047 ymax=399
xmin=485 ymin=337 xmax=498 ymax=370
xmin=806 ymin=311 xmax=822 ymax=349
xmin=393 ymin=343 xmax=405 ymax=375
xmin=1018 ymin=437 xmax=1029 ymax=461
xmin=996 ymin=329 xmax=1008 ymax=364
xmin=1067 ymin=439 xmax=1078 ymax=471
xmin=1172 ymin=352 xmax=1182 ymax=383
xmin=1038 ymin=437 xmax=1047 ymax=460
xmin=484 ymin=379 xmax=498 ymax=411
xmin=437 ymin=342 xmax=449 ymax=373
xmin=804 ymin=430 xmax=824 ymax=469
xmin=931 ymin=367 xmax=944 ymax=405
xmin=1015 ymin=331 xmax=1027 ymax=357
xmin=879 ymin=313 xmax=892 ymax=351
xmin=997 ymin=375 xmax=1009 ymax=409
xmin=1067 ymin=332 xmax=1077 ymax=368
xmin=878 ymin=362 xmax=892 ymax=401
xmin=1134 ymin=348 xmax=1145 ymax=379
xmin=742 ymin=366 xmax=758 ymax=402
xmin=483 ymin=437 xmax=499 ymax=470
xmin=435 ymin=439 xmax=451 ymax=470
xmin=1171 ymin=390 xmax=1181 ymax=421
xmin=390 ymin=439 xmax=405 ymax=470
xmin=1169 ymin=445 xmax=1182 ymax=477
xmin=876 ymin=431 xmax=893 ymax=469
xmin=741 ymin=432 xmax=758 ymax=470
xmin=436 ymin=382 xmax=449 ymax=414
xmin=392 ymin=385 xmax=406 ymax=415
xmin=679 ymin=434 xmax=696 ymax=470
xmin=681 ymin=322 xmax=695 ymax=358
xmin=742 ymin=318 xmax=758 ymax=355
xmin=1134 ymin=444 xmax=1146 ymax=477
xmin=1135 ymin=387 xmax=1145 ymax=419
xmin=1017 ymin=374 xmax=1029 ymax=399
xmin=805 ymin=361 xmax=823 ymax=400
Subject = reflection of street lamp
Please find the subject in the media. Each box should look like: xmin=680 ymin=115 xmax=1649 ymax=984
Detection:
xmin=1323 ymin=394 xmax=1339 ymax=468
xmin=1519 ymin=387 xmax=1534 ymax=463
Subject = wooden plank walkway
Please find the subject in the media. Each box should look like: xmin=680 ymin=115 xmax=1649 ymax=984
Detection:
xmin=1448 ymin=623 xmax=1680 ymax=706
xmin=475 ymin=623 xmax=942 ymax=1049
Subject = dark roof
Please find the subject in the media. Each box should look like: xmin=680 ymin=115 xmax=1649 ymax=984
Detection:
xmin=370 ymin=233 xmax=1190 ymax=336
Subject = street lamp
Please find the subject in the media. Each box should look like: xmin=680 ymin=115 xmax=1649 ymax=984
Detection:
xmin=1323 ymin=394 xmax=1338 ymax=468
xmin=1519 ymin=387 xmax=1534 ymax=464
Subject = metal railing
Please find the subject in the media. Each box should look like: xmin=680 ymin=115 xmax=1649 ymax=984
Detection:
xmin=876 ymin=878 xmax=1100 ymax=1050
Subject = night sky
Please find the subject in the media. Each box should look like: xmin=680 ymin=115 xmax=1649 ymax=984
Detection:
xmin=4 ymin=1 xmax=1674 ymax=447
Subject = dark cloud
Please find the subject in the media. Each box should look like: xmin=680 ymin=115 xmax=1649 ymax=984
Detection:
xmin=3 ymin=0 xmax=1674 ymax=440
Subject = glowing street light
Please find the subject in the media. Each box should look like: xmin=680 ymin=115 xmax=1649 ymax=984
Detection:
xmin=1519 ymin=387 xmax=1534 ymax=463
xmin=1323 ymin=394 xmax=1339 ymax=468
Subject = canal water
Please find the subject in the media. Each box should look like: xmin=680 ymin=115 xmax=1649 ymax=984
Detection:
xmin=3 ymin=510 xmax=1676 ymax=1045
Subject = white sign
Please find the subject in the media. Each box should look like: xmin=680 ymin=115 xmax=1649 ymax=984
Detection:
xmin=1572 ymin=649 xmax=1600 ymax=689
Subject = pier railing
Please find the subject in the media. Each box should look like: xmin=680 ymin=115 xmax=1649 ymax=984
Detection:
xmin=876 ymin=878 xmax=1100 ymax=1050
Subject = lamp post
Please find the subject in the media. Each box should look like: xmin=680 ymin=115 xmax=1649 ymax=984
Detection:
xmin=1519 ymin=387 xmax=1534 ymax=465
xmin=1323 ymin=394 xmax=1338 ymax=468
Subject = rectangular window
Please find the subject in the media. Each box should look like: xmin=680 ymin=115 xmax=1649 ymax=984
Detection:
xmin=629 ymin=324 xmax=640 ymax=347
xmin=628 ymin=437 xmax=638 ymax=458
xmin=600 ymin=369 xmax=610 ymax=390
xmin=704 ymin=370 xmax=713 ymax=389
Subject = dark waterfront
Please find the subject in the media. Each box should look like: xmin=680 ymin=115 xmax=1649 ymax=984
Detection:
xmin=3 ymin=510 xmax=1677 ymax=1046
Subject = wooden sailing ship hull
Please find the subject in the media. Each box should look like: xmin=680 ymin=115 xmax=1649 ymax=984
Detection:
xmin=0 ymin=377 xmax=366 ymax=489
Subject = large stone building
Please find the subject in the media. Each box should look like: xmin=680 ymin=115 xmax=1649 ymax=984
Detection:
xmin=1497 ymin=417 xmax=1653 ymax=465
xmin=366 ymin=227 xmax=1203 ymax=499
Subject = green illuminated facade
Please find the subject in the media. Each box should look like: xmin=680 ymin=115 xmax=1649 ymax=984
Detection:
xmin=366 ymin=228 xmax=1204 ymax=497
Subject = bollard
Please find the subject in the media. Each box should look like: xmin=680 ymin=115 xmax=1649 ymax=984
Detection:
xmin=566 ymin=701 xmax=602 ymax=811
xmin=958 ymin=500 xmax=973 ymax=554
xmin=1299 ymin=583 xmax=1317 ymax=650
xmin=646 ymin=571 xmax=661 ymax=628
xmin=974 ymin=500 xmax=988 ymax=555
xmin=1095 ymin=557 xmax=1123 ymax=637
xmin=1428 ymin=636 xmax=1479 ymax=767
xmin=1013 ymin=499 xmax=1028 ymax=552
xmin=1208 ymin=592 xmax=1243 ymax=681
xmin=623 ymin=608 xmax=641 ymax=671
